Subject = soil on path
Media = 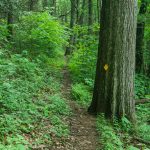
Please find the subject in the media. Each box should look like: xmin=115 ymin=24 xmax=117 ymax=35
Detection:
xmin=52 ymin=58 xmax=99 ymax=150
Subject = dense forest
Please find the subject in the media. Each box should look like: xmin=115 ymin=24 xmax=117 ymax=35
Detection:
xmin=0 ymin=0 xmax=150 ymax=149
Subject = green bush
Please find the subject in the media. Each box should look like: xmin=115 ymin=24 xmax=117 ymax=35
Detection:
xmin=69 ymin=24 xmax=98 ymax=83
xmin=14 ymin=12 xmax=69 ymax=57
xmin=0 ymin=19 xmax=8 ymax=47
xmin=97 ymin=115 xmax=124 ymax=150
xmin=0 ymin=49 xmax=70 ymax=148
xmin=135 ymin=74 xmax=150 ymax=99
xmin=136 ymin=103 xmax=150 ymax=143
xmin=71 ymin=83 xmax=92 ymax=106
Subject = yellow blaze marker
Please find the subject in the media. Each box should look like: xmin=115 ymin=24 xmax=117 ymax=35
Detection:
xmin=104 ymin=64 xmax=109 ymax=71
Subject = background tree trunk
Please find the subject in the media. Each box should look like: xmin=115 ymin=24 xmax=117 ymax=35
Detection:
xmin=65 ymin=0 xmax=76 ymax=55
xmin=7 ymin=2 xmax=13 ymax=41
xmin=79 ymin=0 xmax=86 ymax=25
xmin=43 ymin=0 xmax=48 ymax=8
xmin=51 ymin=0 xmax=56 ymax=15
xmin=136 ymin=0 xmax=148 ymax=73
xmin=29 ymin=0 xmax=34 ymax=11
xmin=88 ymin=0 xmax=93 ymax=32
xmin=88 ymin=0 xmax=138 ymax=122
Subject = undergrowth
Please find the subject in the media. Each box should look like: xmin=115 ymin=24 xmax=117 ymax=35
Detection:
xmin=97 ymin=108 xmax=150 ymax=150
xmin=0 ymin=49 xmax=70 ymax=149
xmin=71 ymin=83 xmax=92 ymax=106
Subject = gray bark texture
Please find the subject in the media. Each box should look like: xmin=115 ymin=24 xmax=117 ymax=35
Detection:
xmin=88 ymin=0 xmax=138 ymax=122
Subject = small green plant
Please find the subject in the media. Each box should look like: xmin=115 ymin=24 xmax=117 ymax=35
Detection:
xmin=71 ymin=83 xmax=92 ymax=106
xmin=68 ymin=24 xmax=98 ymax=83
xmin=0 ymin=49 xmax=71 ymax=148
xmin=135 ymin=74 xmax=150 ymax=99
xmin=97 ymin=114 xmax=124 ymax=150
xmin=50 ymin=116 xmax=69 ymax=137
xmin=135 ymin=103 xmax=150 ymax=143
xmin=121 ymin=117 xmax=132 ymax=132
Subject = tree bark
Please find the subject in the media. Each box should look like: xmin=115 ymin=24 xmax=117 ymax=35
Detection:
xmin=88 ymin=0 xmax=138 ymax=122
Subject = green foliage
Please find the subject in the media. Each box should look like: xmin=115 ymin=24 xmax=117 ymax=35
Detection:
xmin=14 ymin=12 xmax=68 ymax=57
xmin=50 ymin=116 xmax=69 ymax=137
xmin=0 ymin=134 xmax=28 ymax=150
xmin=71 ymin=83 xmax=92 ymax=106
xmin=49 ymin=94 xmax=71 ymax=116
xmin=97 ymin=114 xmax=124 ymax=150
xmin=69 ymin=24 xmax=98 ymax=83
xmin=121 ymin=117 xmax=132 ymax=132
xmin=136 ymin=103 xmax=150 ymax=142
xmin=127 ymin=146 xmax=139 ymax=150
xmin=0 ymin=49 xmax=70 ymax=148
xmin=135 ymin=74 xmax=150 ymax=99
xmin=136 ymin=123 xmax=150 ymax=142
xmin=0 ymin=19 xmax=8 ymax=46
xmin=144 ymin=24 xmax=150 ymax=74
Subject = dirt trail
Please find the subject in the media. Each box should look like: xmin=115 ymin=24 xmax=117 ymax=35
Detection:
xmin=52 ymin=58 xmax=99 ymax=150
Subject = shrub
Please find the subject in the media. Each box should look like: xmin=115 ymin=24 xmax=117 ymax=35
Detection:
xmin=69 ymin=24 xmax=98 ymax=83
xmin=0 ymin=49 xmax=70 ymax=148
xmin=135 ymin=74 xmax=150 ymax=99
xmin=71 ymin=83 xmax=92 ymax=106
xmin=14 ymin=12 xmax=69 ymax=57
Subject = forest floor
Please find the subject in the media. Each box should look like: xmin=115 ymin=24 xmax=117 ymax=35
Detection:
xmin=51 ymin=57 xmax=99 ymax=150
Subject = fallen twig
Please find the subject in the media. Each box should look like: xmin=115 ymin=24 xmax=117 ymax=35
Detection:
xmin=134 ymin=136 xmax=150 ymax=145
xmin=135 ymin=99 xmax=150 ymax=105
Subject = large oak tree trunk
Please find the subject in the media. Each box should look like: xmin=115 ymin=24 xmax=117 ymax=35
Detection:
xmin=88 ymin=0 xmax=138 ymax=122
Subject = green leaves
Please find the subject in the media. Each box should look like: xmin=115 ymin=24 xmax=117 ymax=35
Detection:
xmin=97 ymin=115 xmax=124 ymax=150
xmin=135 ymin=74 xmax=150 ymax=99
xmin=0 ymin=49 xmax=70 ymax=148
xmin=14 ymin=12 xmax=69 ymax=57
xmin=71 ymin=83 xmax=92 ymax=106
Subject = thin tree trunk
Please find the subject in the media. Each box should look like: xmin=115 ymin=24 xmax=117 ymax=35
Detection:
xmin=7 ymin=2 xmax=13 ymax=41
xmin=29 ymin=0 xmax=34 ymax=11
xmin=76 ymin=0 xmax=80 ymax=24
xmin=51 ymin=0 xmax=56 ymax=15
xmin=136 ymin=0 xmax=148 ymax=73
xmin=97 ymin=0 xmax=101 ymax=23
xmin=88 ymin=0 xmax=138 ymax=122
xmin=43 ymin=0 xmax=48 ymax=8
xmin=88 ymin=0 xmax=93 ymax=32
xmin=65 ymin=0 xmax=76 ymax=55
xmin=79 ymin=0 xmax=86 ymax=25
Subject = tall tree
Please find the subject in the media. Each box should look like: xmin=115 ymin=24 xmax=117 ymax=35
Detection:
xmin=88 ymin=0 xmax=138 ymax=121
xmin=136 ymin=0 xmax=148 ymax=73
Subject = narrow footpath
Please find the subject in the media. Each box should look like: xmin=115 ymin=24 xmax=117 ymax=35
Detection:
xmin=52 ymin=58 xmax=99 ymax=150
